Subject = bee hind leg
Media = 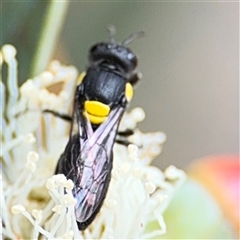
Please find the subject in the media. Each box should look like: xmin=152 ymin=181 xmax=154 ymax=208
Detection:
xmin=116 ymin=129 xmax=134 ymax=146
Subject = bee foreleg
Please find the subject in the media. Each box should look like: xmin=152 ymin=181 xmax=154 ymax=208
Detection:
xmin=42 ymin=109 xmax=72 ymax=122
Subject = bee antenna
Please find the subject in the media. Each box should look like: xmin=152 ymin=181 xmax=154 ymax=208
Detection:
xmin=107 ymin=24 xmax=116 ymax=43
xmin=122 ymin=31 xmax=145 ymax=46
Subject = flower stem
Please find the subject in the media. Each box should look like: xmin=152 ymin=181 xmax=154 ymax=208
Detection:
xmin=31 ymin=0 xmax=70 ymax=76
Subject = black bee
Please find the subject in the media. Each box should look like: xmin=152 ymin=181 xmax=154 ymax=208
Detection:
xmin=53 ymin=26 xmax=144 ymax=230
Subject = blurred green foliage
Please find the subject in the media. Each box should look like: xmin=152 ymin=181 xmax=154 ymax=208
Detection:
xmin=2 ymin=1 xmax=69 ymax=85
xmin=2 ymin=2 xmax=48 ymax=84
xmin=159 ymin=180 xmax=238 ymax=239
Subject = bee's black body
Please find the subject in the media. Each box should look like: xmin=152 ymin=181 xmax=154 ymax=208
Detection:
xmin=55 ymin=28 xmax=144 ymax=230
xmin=80 ymin=68 xmax=126 ymax=107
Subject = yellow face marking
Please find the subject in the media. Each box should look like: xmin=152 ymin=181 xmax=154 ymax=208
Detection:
xmin=125 ymin=82 xmax=133 ymax=102
xmin=77 ymin=72 xmax=86 ymax=85
xmin=85 ymin=101 xmax=110 ymax=117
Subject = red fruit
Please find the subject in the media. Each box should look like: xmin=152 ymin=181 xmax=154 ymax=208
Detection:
xmin=189 ymin=155 xmax=239 ymax=235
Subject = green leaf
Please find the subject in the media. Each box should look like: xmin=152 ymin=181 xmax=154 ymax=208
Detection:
xmin=2 ymin=1 xmax=69 ymax=85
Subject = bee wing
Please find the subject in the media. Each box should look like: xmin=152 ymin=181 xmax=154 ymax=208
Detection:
xmin=55 ymin=86 xmax=86 ymax=177
xmin=71 ymin=86 xmax=92 ymax=143
xmin=73 ymin=107 xmax=125 ymax=223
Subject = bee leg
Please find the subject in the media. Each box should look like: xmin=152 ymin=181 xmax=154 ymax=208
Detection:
xmin=42 ymin=109 xmax=72 ymax=122
xmin=116 ymin=129 xmax=143 ymax=148
xmin=115 ymin=138 xmax=133 ymax=146
xmin=116 ymin=129 xmax=134 ymax=146
xmin=117 ymin=129 xmax=134 ymax=137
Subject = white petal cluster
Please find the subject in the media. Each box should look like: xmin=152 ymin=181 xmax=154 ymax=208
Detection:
xmin=1 ymin=45 xmax=185 ymax=240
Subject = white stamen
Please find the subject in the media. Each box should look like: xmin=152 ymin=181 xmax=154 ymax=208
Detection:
xmin=165 ymin=165 xmax=179 ymax=180
xmin=62 ymin=194 xmax=76 ymax=206
xmin=156 ymin=132 xmax=167 ymax=144
xmin=144 ymin=182 xmax=156 ymax=194
xmin=62 ymin=230 xmax=74 ymax=239
xmin=55 ymin=174 xmax=67 ymax=186
xmin=48 ymin=60 xmax=61 ymax=74
xmin=2 ymin=44 xmax=17 ymax=62
xmin=128 ymin=144 xmax=138 ymax=161
xmin=46 ymin=178 xmax=57 ymax=190
xmin=52 ymin=205 xmax=65 ymax=214
xmin=111 ymin=169 xmax=120 ymax=181
xmin=105 ymin=199 xmax=117 ymax=209
xmin=27 ymin=151 xmax=39 ymax=163
xmin=40 ymin=71 xmax=53 ymax=85
xmin=132 ymin=167 xmax=142 ymax=178
xmin=121 ymin=162 xmax=130 ymax=173
xmin=32 ymin=209 xmax=43 ymax=222
xmin=11 ymin=205 xmax=26 ymax=214
xmin=130 ymin=107 xmax=145 ymax=122
xmin=25 ymin=161 xmax=36 ymax=173
xmin=157 ymin=194 xmax=168 ymax=203
xmin=25 ymin=133 xmax=36 ymax=143
xmin=64 ymin=179 xmax=74 ymax=191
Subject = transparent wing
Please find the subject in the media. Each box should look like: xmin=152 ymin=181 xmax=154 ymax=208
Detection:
xmin=55 ymin=85 xmax=85 ymax=177
xmin=73 ymin=107 xmax=124 ymax=222
xmin=55 ymin=89 xmax=125 ymax=227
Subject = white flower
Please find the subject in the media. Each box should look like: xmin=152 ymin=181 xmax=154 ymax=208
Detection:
xmin=1 ymin=44 xmax=186 ymax=240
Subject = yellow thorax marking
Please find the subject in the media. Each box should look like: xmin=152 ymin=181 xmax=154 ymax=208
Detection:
xmin=77 ymin=72 xmax=86 ymax=85
xmin=85 ymin=101 xmax=110 ymax=116
xmin=84 ymin=113 xmax=107 ymax=125
xmin=84 ymin=100 xmax=110 ymax=124
xmin=125 ymin=82 xmax=133 ymax=102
